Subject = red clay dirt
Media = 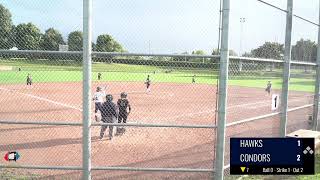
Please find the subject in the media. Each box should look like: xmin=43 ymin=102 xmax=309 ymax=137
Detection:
xmin=0 ymin=81 xmax=312 ymax=179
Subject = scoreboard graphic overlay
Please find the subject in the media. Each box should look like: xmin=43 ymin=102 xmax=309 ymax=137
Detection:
xmin=230 ymin=138 xmax=315 ymax=175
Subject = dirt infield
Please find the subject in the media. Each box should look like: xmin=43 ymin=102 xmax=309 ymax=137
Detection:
xmin=0 ymin=81 xmax=313 ymax=179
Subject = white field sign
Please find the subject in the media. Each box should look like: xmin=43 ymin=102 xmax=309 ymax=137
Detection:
xmin=272 ymin=94 xmax=280 ymax=111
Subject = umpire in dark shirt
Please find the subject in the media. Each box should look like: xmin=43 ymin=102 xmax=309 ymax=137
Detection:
xmin=98 ymin=94 xmax=118 ymax=140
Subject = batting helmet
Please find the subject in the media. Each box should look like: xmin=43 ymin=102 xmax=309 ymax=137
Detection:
xmin=120 ymin=92 xmax=127 ymax=98
xmin=106 ymin=94 xmax=113 ymax=101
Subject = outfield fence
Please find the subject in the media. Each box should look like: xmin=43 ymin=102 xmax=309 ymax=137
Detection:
xmin=0 ymin=0 xmax=320 ymax=180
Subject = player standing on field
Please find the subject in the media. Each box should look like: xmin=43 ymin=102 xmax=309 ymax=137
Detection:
xmin=93 ymin=86 xmax=106 ymax=121
xmin=98 ymin=94 xmax=118 ymax=140
xmin=265 ymin=81 xmax=272 ymax=95
xmin=145 ymin=75 xmax=151 ymax=94
xmin=116 ymin=92 xmax=131 ymax=135
xmin=98 ymin=73 xmax=102 ymax=80
xmin=26 ymin=74 xmax=32 ymax=86
xmin=192 ymin=75 xmax=196 ymax=84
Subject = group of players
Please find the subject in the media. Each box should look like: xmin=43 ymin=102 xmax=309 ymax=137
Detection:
xmin=93 ymin=74 xmax=153 ymax=140
xmin=93 ymin=86 xmax=131 ymax=140
xmin=25 ymin=70 xmax=272 ymax=141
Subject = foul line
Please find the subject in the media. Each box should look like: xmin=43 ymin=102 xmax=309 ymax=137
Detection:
xmin=0 ymin=87 xmax=82 ymax=112
xmin=228 ymin=96 xmax=311 ymax=110
xmin=125 ymin=90 xmax=174 ymax=97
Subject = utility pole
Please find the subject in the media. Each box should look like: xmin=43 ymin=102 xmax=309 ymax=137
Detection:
xmin=239 ymin=17 xmax=246 ymax=72
xmin=240 ymin=17 xmax=246 ymax=56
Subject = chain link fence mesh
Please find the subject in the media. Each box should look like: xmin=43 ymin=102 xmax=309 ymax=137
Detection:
xmin=0 ymin=53 xmax=218 ymax=178
xmin=0 ymin=0 xmax=219 ymax=177
xmin=0 ymin=168 xmax=82 ymax=179
xmin=89 ymin=54 xmax=218 ymax=179
xmin=223 ymin=0 xmax=319 ymax=179
xmin=224 ymin=60 xmax=283 ymax=178
xmin=1 ymin=0 xmax=320 ymax=179
xmin=226 ymin=0 xmax=285 ymax=178
xmin=91 ymin=170 xmax=213 ymax=180
xmin=286 ymin=14 xmax=318 ymax=134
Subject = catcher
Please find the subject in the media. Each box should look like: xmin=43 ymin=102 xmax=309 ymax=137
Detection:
xmin=116 ymin=92 xmax=131 ymax=135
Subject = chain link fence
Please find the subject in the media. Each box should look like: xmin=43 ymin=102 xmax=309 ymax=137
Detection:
xmin=0 ymin=0 xmax=219 ymax=178
xmin=0 ymin=51 xmax=218 ymax=178
xmin=0 ymin=0 xmax=320 ymax=179
xmin=0 ymin=51 xmax=219 ymax=179
xmin=221 ymin=0 xmax=320 ymax=179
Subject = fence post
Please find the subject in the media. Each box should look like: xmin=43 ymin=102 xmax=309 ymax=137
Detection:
xmin=83 ymin=0 xmax=92 ymax=179
xmin=280 ymin=0 xmax=293 ymax=137
xmin=214 ymin=0 xmax=230 ymax=179
xmin=312 ymin=2 xmax=320 ymax=131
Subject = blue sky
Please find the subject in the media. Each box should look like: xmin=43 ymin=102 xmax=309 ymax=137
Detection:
xmin=1 ymin=0 xmax=319 ymax=54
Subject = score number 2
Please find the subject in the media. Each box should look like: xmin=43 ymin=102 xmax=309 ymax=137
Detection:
xmin=297 ymin=140 xmax=300 ymax=162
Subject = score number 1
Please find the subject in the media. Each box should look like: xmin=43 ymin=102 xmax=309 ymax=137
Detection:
xmin=297 ymin=140 xmax=300 ymax=162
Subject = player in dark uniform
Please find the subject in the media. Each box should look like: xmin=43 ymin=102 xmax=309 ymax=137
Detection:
xmin=265 ymin=81 xmax=272 ymax=95
xmin=116 ymin=92 xmax=131 ymax=135
xmin=26 ymin=74 xmax=32 ymax=86
xmin=98 ymin=73 xmax=102 ymax=80
xmin=145 ymin=75 xmax=151 ymax=93
xmin=98 ymin=94 xmax=118 ymax=140
xmin=192 ymin=75 xmax=196 ymax=83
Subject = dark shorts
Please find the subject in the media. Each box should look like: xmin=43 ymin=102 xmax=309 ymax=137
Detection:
xmin=118 ymin=112 xmax=128 ymax=123
xmin=265 ymin=87 xmax=271 ymax=93
xmin=95 ymin=102 xmax=103 ymax=113
xmin=146 ymin=84 xmax=150 ymax=88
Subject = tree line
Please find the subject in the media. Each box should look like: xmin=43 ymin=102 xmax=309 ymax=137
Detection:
xmin=240 ymin=40 xmax=317 ymax=62
xmin=0 ymin=4 xmax=125 ymax=52
xmin=211 ymin=39 xmax=317 ymax=62
xmin=0 ymin=3 xmax=317 ymax=62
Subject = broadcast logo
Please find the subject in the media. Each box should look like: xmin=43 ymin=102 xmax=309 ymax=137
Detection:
xmin=4 ymin=152 xmax=20 ymax=161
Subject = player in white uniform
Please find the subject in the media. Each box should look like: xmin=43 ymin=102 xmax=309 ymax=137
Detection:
xmin=93 ymin=86 xmax=106 ymax=121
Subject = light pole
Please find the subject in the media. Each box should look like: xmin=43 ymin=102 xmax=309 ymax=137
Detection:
xmin=240 ymin=17 xmax=246 ymax=55
xmin=239 ymin=17 xmax=246 ymax=72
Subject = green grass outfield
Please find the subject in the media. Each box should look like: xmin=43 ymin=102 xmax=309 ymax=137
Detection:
xmin=0 ymin=70 xmax=314 ymax=92
xmin=0 ymin=60 xmax=315 ymax=92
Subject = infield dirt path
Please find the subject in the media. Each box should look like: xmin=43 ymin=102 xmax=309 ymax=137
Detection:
xmin=0 ymin=82 xmax=312 ymax=179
